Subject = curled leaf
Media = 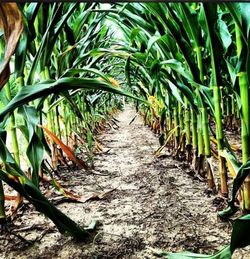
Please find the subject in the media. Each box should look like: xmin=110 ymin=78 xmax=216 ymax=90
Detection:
xmin=0 ymin=3 xmax=23 ymax=88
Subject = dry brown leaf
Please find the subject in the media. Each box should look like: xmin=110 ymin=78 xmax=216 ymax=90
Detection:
xmin=39 ymin=124 xmax=88 ymax=169
xmin=52 ymin=178 xmax=81 ymax=200
xmin=0 ymin=3 xmax=23 ymax=88
xmin=80 ymin=189 xmax=116 ymax=203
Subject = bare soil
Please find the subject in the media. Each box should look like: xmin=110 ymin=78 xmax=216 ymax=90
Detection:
xmin=1 ymin=106 xmax=249 ymax=259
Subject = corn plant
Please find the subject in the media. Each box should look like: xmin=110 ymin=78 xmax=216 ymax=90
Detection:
xmin=1 ymin=1 xmax=250 ymax=257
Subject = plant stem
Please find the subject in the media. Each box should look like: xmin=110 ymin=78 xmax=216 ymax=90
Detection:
xmin=184 ymin=98 xmax=191 ymax=145
xmin=236 ymin=23 xmax=250 ymax=210
xmin=203 ymin=4 xmax=228 ymax=196
xmin=5 ymin=82 xmax=20 ymax=166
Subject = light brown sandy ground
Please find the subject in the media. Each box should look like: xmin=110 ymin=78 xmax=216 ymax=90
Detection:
xmin=1 ymin=105 xmax=249 ymax=259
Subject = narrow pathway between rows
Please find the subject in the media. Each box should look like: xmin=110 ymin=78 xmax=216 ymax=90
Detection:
xmin=5 ymin=106 xmax=248 ymax=259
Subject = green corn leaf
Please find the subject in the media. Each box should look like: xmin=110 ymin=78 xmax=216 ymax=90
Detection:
xmin=17 ymin=105 xmax=44 ymax=187
xmin=160 ymin=59 xmax=193 ymax=82
xmin=17 ymin=105 xmax=39 ymax=139
xmin=27 ymin=3 xmax=79 ymax=84
xmin=218 ymin=16 xmax=232 ymax=53
xmin=26 ymin=132 xmax=44 ymax=187
xmin=168 ymin=81 xmax=184 ymax=106
xmin=152 ymin=246 xmax=232 ymax=259
xmin=0 ymin=77 xmax=148 ymax=122
xmin=61 ymin=68 xmax=111 ymax=83
xmin=152 ymin=245 xmax=231 ymax=259
xmin=230 ymin=214 xmax=250 ymax=252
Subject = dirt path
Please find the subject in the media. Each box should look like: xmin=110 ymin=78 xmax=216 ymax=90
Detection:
xmin=2 ymin=106 xmax=249 ymax=259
